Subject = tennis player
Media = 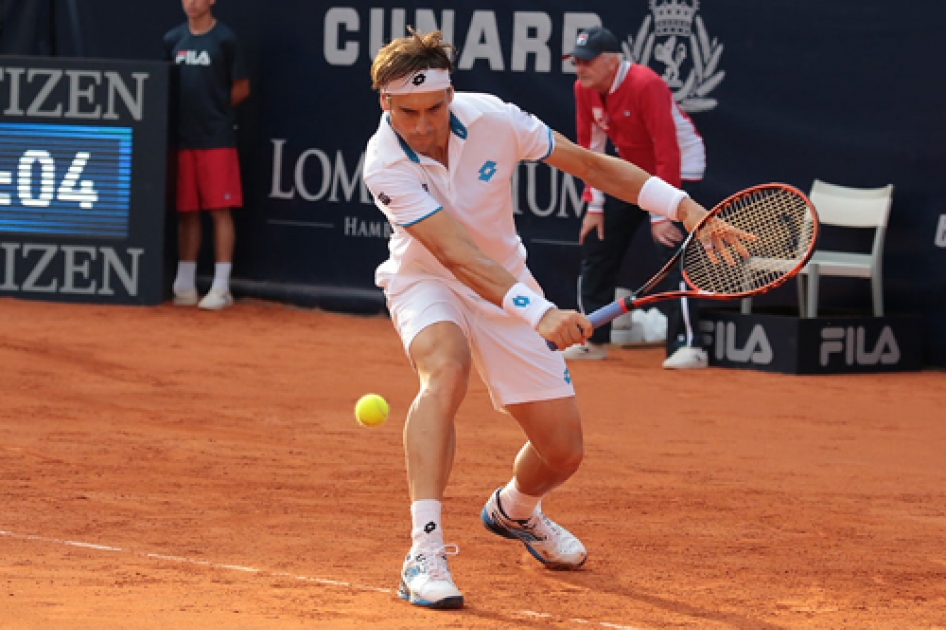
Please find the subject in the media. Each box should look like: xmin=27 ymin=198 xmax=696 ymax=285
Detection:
xmin=363 ymin=28 xmax=737 ymax=610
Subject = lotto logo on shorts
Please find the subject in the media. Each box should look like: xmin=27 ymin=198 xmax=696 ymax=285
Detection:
xmin=512 ymin=295 xmax=530 ymax=307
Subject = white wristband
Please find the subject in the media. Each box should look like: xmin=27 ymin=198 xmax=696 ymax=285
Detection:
xmin=638 ymin=176 xmax=688 ymax=221
xmin=502 ymin=283 xmax=555 ymax=330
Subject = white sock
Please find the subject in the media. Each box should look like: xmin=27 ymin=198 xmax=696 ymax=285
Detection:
xmin=410 ymin=499 xmax=444 ymax=552
xmin=173 ymin=261 xmax=197 ymax=293
xmin=498 ymin=478 xmax=542 ymax=520
xmin=211 ymin=262 xmax=232 ymax=293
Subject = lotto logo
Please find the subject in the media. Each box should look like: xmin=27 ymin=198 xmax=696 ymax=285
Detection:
xmin=478 ymin=160 xmax=497 ymax=182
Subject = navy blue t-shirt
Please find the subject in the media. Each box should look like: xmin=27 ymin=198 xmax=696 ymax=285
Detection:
xmin=163 ymin=21 xmax=247 ymax=149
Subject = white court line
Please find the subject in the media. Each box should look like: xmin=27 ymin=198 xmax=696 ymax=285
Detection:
xmin=0 ymin=529 xmax=646 ymax=630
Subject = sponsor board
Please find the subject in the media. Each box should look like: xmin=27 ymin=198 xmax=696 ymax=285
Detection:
xmin=0 ymin=56 xmax=170 ymax=305
xmin=699 ymin=310 xmax=923 ymax=374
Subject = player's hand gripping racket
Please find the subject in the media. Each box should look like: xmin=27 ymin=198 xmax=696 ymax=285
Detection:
xmin=548 ymin=183 xmax=819 ymax=349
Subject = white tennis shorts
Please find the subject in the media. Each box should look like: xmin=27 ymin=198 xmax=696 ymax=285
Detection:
xmin=387 ymin=278 xmax=575 ymax=410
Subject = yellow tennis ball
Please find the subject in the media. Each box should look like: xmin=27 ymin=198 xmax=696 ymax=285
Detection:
xmin=354 ymin=393 xmax=389 ymax=427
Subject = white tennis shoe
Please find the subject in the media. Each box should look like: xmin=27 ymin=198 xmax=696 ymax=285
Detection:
xmin=172 ymin=288 xmax=199 ymax=306
xmin=480 ymin=489 xmax=587 ymax=570
xmin=398 ymin=544 xmax=464 ymax=609
xmin=562 ymin=342 xmax=607 ymax=361
xmin=662 ymin=346 xmax=708 ymax=369
xmin=198 ymin=288 xmax=234 ymax=311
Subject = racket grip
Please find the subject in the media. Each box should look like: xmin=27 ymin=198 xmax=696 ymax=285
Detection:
xmin=588 ymin=300 xmax=628 ymax=329
xmin=545 ymin=300 xmax=630 ymax=351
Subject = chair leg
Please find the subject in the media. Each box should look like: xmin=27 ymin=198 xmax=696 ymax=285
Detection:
xmin=741 ymin=298 xmax=752 ymax=314
xmin=796 ymin=275 xmax=806 ymax=318
xmin=871 ymin=274 xmax=884 ymax=317
xmin=806 ymin=265 xmax=820 ymax=318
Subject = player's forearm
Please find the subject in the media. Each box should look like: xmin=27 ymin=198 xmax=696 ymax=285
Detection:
xmin=549 ymin=132 xmax=648 ymax=206
xmin=444 ymin=250 xmax=558 ymax=333
xmin=406 ymin=211 xmax=517 ymax=306
xmin=548 ymin=132 xmax=693 ymax=223
xmin=437 ymin=246 xmax=517 ymax=307
xmin=578 ymin=152 xmax=651 ymax=206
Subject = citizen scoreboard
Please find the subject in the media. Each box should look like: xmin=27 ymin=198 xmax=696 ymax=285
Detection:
xmin=0 ymin=56 xmax=171 ymax=305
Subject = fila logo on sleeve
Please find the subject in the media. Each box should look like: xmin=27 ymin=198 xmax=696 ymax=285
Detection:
xmin=478 ymin=160 xmax=498 ymax=182
xmin=176 ymin=50 xmax=211 ymax=66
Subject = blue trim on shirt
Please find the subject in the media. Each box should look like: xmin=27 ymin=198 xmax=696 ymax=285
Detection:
xmin=397 ymin=206 xmax=443 ymax=227
xmin=386 ymin=116 xmax=420 ymax=163
xmin=449 ymin=111 xmax=468 ymax=139
xmin=540 ymin=126 xmax=554 ymax=160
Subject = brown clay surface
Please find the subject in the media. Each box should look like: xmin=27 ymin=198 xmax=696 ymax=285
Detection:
xmin=1 ymin=297 xmax=944 ymax=629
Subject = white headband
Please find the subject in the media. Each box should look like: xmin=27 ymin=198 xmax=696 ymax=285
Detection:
xmin=383 ymin=68 xmax=452 ymax=95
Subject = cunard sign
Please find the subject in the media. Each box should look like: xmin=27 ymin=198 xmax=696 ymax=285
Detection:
xmin=622 ymin=0 xmax=725 ymax=112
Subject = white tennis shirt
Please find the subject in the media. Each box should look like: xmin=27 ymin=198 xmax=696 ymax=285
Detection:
xmin=363 ymin=92 xmax=554 ymax=297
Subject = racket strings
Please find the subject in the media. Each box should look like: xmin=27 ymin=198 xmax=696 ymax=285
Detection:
xmin=682 ymin=188 xmax=816 ymax=295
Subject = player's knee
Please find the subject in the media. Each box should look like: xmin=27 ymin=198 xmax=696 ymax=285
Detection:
xmin=542 ymin=440 xmax=584 ymax=476
xmin=422 ymin=355 xmax=471 ymax=400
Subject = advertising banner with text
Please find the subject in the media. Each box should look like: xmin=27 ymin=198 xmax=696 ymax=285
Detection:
xmin=7 ymin=0 xmax=946 ymax=364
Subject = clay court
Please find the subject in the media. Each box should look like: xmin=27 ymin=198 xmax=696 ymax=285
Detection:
xmin=1 ymin=298 xmax=944 ymax=629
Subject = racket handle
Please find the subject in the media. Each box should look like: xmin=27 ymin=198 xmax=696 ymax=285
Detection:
xmin=545 ymin=300 xmax=631 ymax=351
xmin=588 ymin=300 xmax=628 ymax=329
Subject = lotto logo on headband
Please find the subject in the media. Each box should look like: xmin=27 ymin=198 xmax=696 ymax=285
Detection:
xmin=383 ymin=68 xmax=452 ymax=95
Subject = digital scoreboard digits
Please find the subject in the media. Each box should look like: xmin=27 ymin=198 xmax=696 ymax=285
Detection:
xmin=0 ymin=122 xmax=132 ymax=239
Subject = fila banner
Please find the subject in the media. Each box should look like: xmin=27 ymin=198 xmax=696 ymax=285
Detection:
xmin=699 ymin=310 xmax=923 ymax=375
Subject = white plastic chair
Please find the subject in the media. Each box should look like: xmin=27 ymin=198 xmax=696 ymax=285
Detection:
xmin=741 ymin=180 xmax=893 ymax=317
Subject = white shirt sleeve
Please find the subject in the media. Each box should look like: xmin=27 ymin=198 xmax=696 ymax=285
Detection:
xmin=364 ymin=167 xmax=442 ymax=228
xmin=505 ymin=102 xmax=554 ymax=162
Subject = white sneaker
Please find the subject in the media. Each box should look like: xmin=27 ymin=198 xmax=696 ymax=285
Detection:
xmin=172 ymin=288 xmax=199 ymax=306
xmin=198 ymin=288 xmax=234 ymax=311
xmin=662 ymin=346 xmax=709 ymax=370
xmin=398 ymin=544 xmax=464 ymax=609
xmin=480 ymin=489 xmax=587 ymax=570
xmin=561 ymin=342 xmax=607 ymax=361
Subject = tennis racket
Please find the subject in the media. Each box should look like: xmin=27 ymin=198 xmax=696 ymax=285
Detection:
xmin=549 ymin=183 xmax=819 ymax=349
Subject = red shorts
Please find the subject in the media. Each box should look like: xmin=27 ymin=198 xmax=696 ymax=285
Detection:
xmin=176 ymin=148 xmax=243 ymax=212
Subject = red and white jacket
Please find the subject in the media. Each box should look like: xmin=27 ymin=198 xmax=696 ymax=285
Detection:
xmin=575 ymin=61 xmax=705 ymax=220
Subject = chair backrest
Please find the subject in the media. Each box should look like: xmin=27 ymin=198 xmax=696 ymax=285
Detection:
xmin=809 ymin=179 xmax=894 ymax=229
